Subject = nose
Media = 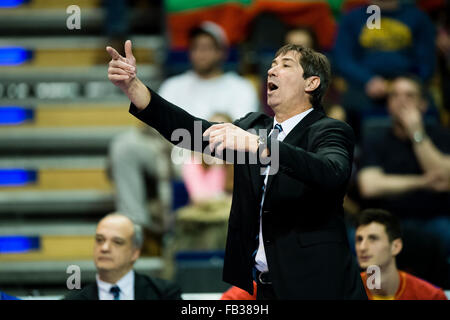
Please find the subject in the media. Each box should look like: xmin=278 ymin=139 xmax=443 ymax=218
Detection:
xmin=101 ymin=240 xmax=111 ymax=252
xmin=357 ymin=238 xmax=368 ymax=252
xmin=267 ymin=65 xmax=277 ymax=77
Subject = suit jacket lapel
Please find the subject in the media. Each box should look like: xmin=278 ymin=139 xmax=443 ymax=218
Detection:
xmin=134 ymin=272 xmax=158 ymax=300
xmin=84 ymin=282 xmax=99 ymax=300
xmin=264 ymin=109 xmax=325 ymax=194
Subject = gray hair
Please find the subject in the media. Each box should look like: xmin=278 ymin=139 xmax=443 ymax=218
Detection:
xmin=100 ymin=213 xmax=144 ymax=249
xmin=131 ymin=223 xmax=144 ymax=249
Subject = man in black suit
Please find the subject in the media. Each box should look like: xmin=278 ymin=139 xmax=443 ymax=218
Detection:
xmin=64 ymin=213 xmax=182 ymax=300
xmin=106 ymin=40 xmax=367 ymax=299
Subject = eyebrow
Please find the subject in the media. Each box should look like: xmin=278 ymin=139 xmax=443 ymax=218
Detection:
xmin=356 ymin=233 xmax=380 ymax=239
xmin=95 ymin=234 xmax=125 ymax=242
xmin=271 ymin=57 xmax=296 ymax=65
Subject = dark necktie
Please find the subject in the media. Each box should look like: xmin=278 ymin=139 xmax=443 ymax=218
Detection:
xmin=110 ymin=285 xmax=120 ymax=300
xmin=272 ymin=123 xmax=283 ymax=140
xmin=252 ymin=123 xmax=284 ymax=268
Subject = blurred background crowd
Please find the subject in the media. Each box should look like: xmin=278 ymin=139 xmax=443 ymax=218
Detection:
xmin=0 ymin=0 xmax=449 ymax=299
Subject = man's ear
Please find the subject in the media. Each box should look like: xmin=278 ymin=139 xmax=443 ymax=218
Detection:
xmin=305 ymin=76 xmax=321 ymax=93
xmin=391 ymin=238 xmax=403 ymax=257
xmin=131 ymin=248 xmax=141 ymax=263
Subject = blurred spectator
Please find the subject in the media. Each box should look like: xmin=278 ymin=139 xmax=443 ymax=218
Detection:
xmin=333 ymin=0 xmax=436 ymax=137
xmin=326 ymin=0 xmax=347 ymax=20
xmin=284 ymin=26 xmax=319 ymax=50
xmin=159 ymin=21 xmax=259 ymax=120
xmin=109 ymin=126 xmax=173 ymax=252
xmin=162 ymin=113 xmax=234 ymax=280
xmin=435 ymin=4 xmax=450 ymax=114
xmin=0 ymin=291 xmax=19 ymax=300
xmin=102 ymin=0 xmax=163 ymax=55
xmin=357 ymin=75 xmax=450 ymax=253
xmin=287 ymin=27 xmax=347 ymax=122
xmin=103 ymin=0 xmax=131 ymax=40
xmin=355 ymin=208 xmax=447 ymax=300
xmin=108 ymin=21 xmax=258 ymax=254
xmin=64 ymin=213 xmax=182 ymax=300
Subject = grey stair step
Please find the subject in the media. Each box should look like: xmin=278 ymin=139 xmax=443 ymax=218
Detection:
xmin=0 ymin=96 xmax=131 ymax=104
xmin=0 ymin=258 xmax=164 ymax=285
xmin=0 ymin=8 xmax=103 ymax=30
xmin=0 ymin=126 xmax=134 ymax=151
xmin=0 ymin=7 xmax=161 ymax=35
xmin=0 ymin=65 xmax=159 ymax=81
xmin=0 ymin=35 xmax=164 ymax=50
xmin=0 ymin=156 xmax=107 ymax=169
xmin=0 ymin=221 xmax=97 ymax=236
xmin=0 ymin=190 xmax=114 ymax=214
xmin=0 ymin=70 xmax=161 ymax=102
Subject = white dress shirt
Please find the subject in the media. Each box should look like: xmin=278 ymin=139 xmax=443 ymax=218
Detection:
xmin=96 ymin=269 xmax=135 ymax=300
xmin=255 ymin=108 xmax=314 ymax=272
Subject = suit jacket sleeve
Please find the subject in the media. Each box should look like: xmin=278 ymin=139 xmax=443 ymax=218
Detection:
xmin=266 ymin=119 xmax=355 ymax=192
xmin=129 ymin=87 xmax=215 ymax=154
xmin=129 ymin=87 xmax=252 ymax=161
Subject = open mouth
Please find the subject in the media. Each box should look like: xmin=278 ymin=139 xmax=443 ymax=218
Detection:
xmin=268 ymin=82 xmax=279 ymax=92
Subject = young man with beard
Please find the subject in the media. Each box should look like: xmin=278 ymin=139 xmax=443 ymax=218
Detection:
xmin=355 ymin=208 xmax=447 ymax=300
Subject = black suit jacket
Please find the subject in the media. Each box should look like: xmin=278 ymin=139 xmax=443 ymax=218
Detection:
xmin=130 ymin=88 xmax=367 ymax=300
xmin=63 ymin=272 xmax=182 ymax=300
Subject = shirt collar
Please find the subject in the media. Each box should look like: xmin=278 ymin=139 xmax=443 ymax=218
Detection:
xmin=273 ymin=108 xmax=314 ymax=136
xmin=96 ymin=269 xmax=134 ymax=297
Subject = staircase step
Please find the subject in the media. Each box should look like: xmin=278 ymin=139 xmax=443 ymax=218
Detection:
xmin=0 ymin=64 xmax=159 ymax=81
xmin=0 ymin=35 xmax=164 ymax=49
xmin=3 ymin=0 xmax=101 ymax=9
xmin=0 ymin=190 xmax=114 ymax=214
xmin=0 ymin=257 xmax=163 ymax=284
xmin=0 ymin=168 xmax=112 ymax=191
xmin=0 ymin=235 xmax=95 ymax=261
xmin=1 ymin=104 xmax=140 ymax=127
xmin=15 ymin=47 xmax=154 ymax=67
xmin=0 ymin=126 xmax=134 ymax=152
xmin=0 ymin=221 xmax=97 ymax=236
xmin=0 ymin=6 xmax=162 ymax=36
xmin=0 ymin=155 xmax=107 ymax=169
xmin=0 ymin=7 xmax=103 ymax=32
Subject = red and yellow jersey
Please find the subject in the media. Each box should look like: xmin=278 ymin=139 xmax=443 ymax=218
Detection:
xmin=221 ymin=281 xmax=257 ymax=300
xmin=361 ymin=271 xmax=448 ymax=300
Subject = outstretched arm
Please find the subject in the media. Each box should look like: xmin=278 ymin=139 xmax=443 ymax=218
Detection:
xmin=106 ymin=41 xmax=261 ymax=160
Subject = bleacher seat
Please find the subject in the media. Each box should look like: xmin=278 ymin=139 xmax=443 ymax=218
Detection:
xmin=0 ymin=0 xmax=166 ymax=297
